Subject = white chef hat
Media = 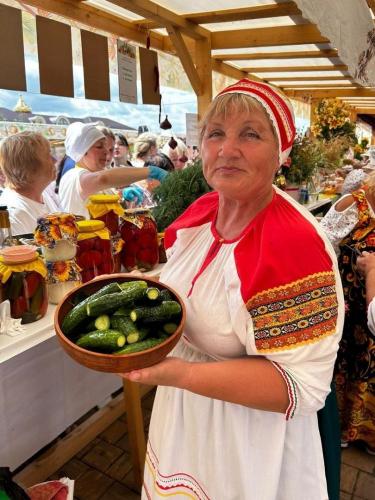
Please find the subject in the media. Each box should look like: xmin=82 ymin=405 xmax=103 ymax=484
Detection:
xmin=65 ymin=122 xmax=105 ymax=162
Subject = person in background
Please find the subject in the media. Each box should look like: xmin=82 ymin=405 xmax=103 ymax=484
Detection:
xmin=113 ymin=133 xmax=132 ymax=167
xmin=161 ymin=136 xmax=189 ymax=170
xmin=0 ymin=132 xmax=61 ymax=234
xmin=356 ymin=250 xmax=375 ymax=339
xmin=58 ymin=122 xmax=167 ymax=219
xmin=320 ymin=176 xmax=375 ymax=454
xmin=96 ymin=126 xmax=115 ymax=169
xmin=131 ymin=132 xmax=158 ymax=167
xmin=341 ymin=159 xmax=371 ymax=196
xmin=54 ymin=155 xmax=75 ymax=195
xmin=122 ymin=79 xmax=344 ymax=499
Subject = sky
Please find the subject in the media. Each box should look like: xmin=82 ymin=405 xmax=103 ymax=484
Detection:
xmin=0 ymin=56 xmax=198 ymax=134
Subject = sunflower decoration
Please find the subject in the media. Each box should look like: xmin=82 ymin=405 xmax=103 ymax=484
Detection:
xmin=311 ymin=99 xmax=356 ymax=142
xmin=47 ymin=259 xmax=81 ymax=283
xmin=34 ymin=213 xmax=78 ymax=248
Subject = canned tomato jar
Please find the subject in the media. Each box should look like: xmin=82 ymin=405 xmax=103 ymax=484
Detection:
xmin=86 ymin=194 xmax=124 ymax=236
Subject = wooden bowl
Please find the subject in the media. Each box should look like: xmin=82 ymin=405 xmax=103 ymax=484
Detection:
xmin=54 ymin=273 xmax=186 ymax=373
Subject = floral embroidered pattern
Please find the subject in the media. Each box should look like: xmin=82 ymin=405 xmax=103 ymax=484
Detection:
xmin=247 ymin=272 xmax=338 ymax=352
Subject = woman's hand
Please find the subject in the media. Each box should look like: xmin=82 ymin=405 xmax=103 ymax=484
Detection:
xmin=357 ymin=251 xmax=375 ymax=277
xmin=121 ymin=357 xmax=191 ymax=387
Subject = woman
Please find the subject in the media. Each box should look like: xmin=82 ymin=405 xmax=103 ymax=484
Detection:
xmin=0 ymin=132 xmax=60 ymax=235
xmin=357 ymin=251 xmax=375 ymax=339
xmin=161 ymin=136 xmax=189 ymax=170
xmin=113 ymin=133 xmax=132 ymax=167
xmin=123 ymin=79 xmax=344 ymax=499
xmin=132 ymin=132 xmax=158 ymax=168
xmin=58 ymin=122 xmax=166 ymax=218
xmin=321 ymin=180 xmax=375 ymax=453
xmin=96 ymin=126 xmax=115 ymax=169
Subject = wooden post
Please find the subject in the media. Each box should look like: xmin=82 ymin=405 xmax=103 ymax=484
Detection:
xmin=123 ymin=379 xmax=147 ymax=491
xmin=195 ymin=36 xmax=212 ymax=120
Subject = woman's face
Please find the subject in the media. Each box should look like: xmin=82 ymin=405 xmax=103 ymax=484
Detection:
xmin=201 ymin=107 xmax=279 ymax=201
xmin=105 ymin=137 xmax=115 ymax=167
xmin=114 ymin=140 xmax=129 ymax=160
xmin=169 ymin=150 xmax=188 ymax=170
xmin=83 ymin=138 xmax=107 ymax=171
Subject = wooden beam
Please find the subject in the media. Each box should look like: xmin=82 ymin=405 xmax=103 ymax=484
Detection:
xmin=106 ymin=0 xmax=209 ymax=40
xmin=24 ymin=0 xmax=167 ymax=51
xmin=211 ymin=25 xmax=329 ymax=50
xmin=212 ymin=60 xmax=249 ymax=81
xmin=212 ymin=49 xmax=339 ymax=61
xmin=268 ymin=76 xmax=350 ymax=82
xmin=195 ymin=36 xmax=212 ymax=120
xmin=355 ymin=108 xmax=375 ymax=114
xmin=284 ymin=89 xmax=375 ymax=98
xmin=136 ymin=2 xmax=302 ymax=29
xmin=244 ymin=65 xmax=348 ymax=73
xmin=281 ymin=84 xmax=356 ymax=89
xmin=166 ymin=25 xmax=201 ymax=95
xmin=367 ymin=0 xmax=375 ymax=16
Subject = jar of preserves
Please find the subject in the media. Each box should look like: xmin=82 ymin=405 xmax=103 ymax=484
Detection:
xmin=119 ymin=209 xmax=159 ymax=271
xmin=111 ymin=234 xmax=125 ymax=273
xmin=46 ymin=260 xmax=82 ymax=304
xmin=76 ymin=220 xmax=114 ymax=283
xmin=34 ymin=213 xmax=78 ymax=262
xmin=0 ymin=245 xmax=48 ymax=324
xmin=157 ymin=232 xmax=167 ymax=263
xmin=86 ymin=194 xmax=124 ymax=236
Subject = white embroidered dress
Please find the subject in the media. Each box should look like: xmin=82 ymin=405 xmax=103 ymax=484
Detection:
xmin=143 ymin=190 xmax=344 ymax=500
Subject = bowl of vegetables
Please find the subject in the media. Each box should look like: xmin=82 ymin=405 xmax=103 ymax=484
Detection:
xmin=54 ymin=274 xmax=186 ymax=373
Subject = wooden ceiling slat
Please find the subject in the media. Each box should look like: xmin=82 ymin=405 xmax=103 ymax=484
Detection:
xmin=285 ymin=89 xmax=375 ymax=98
xmin=243 ymin=65 xmax=347 ymax=73
xmin=211 ymin=25 xmax=329 ymax=50
xmin=268 ymin=76 xmax=350 ymax=82
xmin=106 ymin=0 xmax=208 ymax=40
xmin=213 ymin=50 xmax=339 ymax=61
xmin=135 ymin=2 xmax=302 ymax=29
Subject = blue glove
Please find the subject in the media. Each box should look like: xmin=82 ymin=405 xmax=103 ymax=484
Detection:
xmin=122 ymin=185 xmax=144 ymax=205
xmin=148 ymin=165 xmax=168 ymax=182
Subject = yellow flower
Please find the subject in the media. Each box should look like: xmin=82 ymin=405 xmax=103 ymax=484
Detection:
xmin=53 ymin=261 xmax=70 ymax=281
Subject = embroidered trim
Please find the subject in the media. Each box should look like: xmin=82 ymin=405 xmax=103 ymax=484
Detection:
xmin=145 ymin=441 xmax=211 ymax=500
xmin=272 ymin=361 xmax=298 ymax=420
xmin=247 ymin=271 xmax=338 ymax=352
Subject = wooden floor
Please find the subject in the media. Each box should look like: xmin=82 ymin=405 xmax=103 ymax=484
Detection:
xmin=25 ymin=389 xmax=375 ymax=499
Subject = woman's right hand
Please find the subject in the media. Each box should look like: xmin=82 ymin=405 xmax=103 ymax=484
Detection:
xmin=148 ymin=165 xmax=168 ymax=182
xmin=357 ymin=251 xmax=375 ymax=277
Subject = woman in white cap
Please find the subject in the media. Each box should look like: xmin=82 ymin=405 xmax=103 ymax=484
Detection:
xmin=122 ymin=79 xmax=343 ymax=500
xmin=59 ymin=122 xmax=166 ymax=218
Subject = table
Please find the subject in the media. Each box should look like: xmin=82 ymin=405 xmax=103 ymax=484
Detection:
xmin=305 ymin=195 xmax=339 ymax=216
xmin=1 ymin=265 xmax=164 ymax=486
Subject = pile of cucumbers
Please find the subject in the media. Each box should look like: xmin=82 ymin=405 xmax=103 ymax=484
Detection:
xmin=61 ymin=280 xmax=182 ymax=355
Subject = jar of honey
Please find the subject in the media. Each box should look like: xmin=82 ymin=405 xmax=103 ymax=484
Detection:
xmin=76 ymin=220 xmax=114 ymax=283
xmin=0 ymin=245 xmax=48 ymax=324
xmin=119 ymin=209 xmax=158 ymax=271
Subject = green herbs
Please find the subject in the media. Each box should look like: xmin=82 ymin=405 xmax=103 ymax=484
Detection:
xmin=152 ymin=161 xmax=212 ymax=232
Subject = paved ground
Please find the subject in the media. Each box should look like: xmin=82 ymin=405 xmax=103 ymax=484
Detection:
xmin=45 ymin=390 xmax=375 ymax=499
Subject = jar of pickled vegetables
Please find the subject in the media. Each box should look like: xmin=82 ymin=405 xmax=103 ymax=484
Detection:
xmin=111 ymin=234 xmax=125 ymax=273
xmin=34 ymin=212 xmax=78 ymax=262
xmin=76 ymin=220 xmax=114 ymax=283
xmin=119 ymin=209 xmax=159 ymax=271
xmin=86 ymin=194 xmax=124 ymax=236
xmin=0 ymin=245 xmax=48 ymax=324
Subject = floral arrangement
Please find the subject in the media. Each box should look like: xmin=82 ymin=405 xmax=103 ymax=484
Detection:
xmin=281 ymin=135 xmax=325 ymax=185
xmin=311 ymin=98 xmax=356 ymax=142
xmin=353 ymin=138 xmax=369 ymax=160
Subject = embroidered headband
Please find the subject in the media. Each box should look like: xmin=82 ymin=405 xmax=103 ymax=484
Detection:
xmin=216 ymin=78 xmax=296 ymax=165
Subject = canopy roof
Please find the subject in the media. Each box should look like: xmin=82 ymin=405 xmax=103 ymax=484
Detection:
xmin=23 ymin=0 xmax=375 ymax=114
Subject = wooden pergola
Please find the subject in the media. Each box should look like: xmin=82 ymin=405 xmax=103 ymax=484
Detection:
xmin=21 ymin=0 xmax=375 ymax=124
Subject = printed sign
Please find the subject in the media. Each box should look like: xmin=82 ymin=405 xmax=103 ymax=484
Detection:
xmin=117 ymin=40 xmax=137 ymax=104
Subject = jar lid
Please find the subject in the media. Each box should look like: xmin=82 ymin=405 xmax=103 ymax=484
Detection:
xmin=77 ymin=219 xmax=105 ymax=232
xmin=0 ymin=245 xmax=38 ymax=264
xmin=37 ymin=212 xmax=77 ymax=225
xmin=88 ymin=194 xmax=120 ymax=203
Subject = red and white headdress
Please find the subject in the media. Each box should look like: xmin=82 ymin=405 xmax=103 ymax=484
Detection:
xmin=216 ymin=78 xmax=296 ymax=165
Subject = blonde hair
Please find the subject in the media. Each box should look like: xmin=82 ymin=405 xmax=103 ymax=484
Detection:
xmin=96 ymin=126 xmax=115 ymax=141
xmin=133 ymin=132 xmax=158 ymax=159
xmin=0 ymin=132 xmax=50 ymax=189
xmin=161 ymin=138 xmax=188 ymax=160
xmin=199 ymin=93 xmax=277 ymax=146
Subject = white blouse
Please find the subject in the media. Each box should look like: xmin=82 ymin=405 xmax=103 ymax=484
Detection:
xmin=320 ymin=195 xmax=375 ymax=255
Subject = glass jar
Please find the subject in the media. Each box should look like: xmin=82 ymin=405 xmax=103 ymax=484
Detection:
xmin=0 ymin=245 xmax=48 ymax=324
xmin=34 ymin=213 xmax=78 ymax=262
xmin=86 ymin=194 xmax=124 ymax=236
xmin=111 ymin=234 xmax=125 ymax=273
xmin=76 ymin=220 xmax=114 ymax=283
xmin=119 ymin=209 xmax=159 ymax=271
xmin=157 ymin=232 xmax=167 ymax=263
xmin=46 ymin=259 xmax=82 ymax=304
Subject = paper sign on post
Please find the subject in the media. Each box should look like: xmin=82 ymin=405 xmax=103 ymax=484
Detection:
xmin=117 ymin=40 xmax=137 ymax=104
